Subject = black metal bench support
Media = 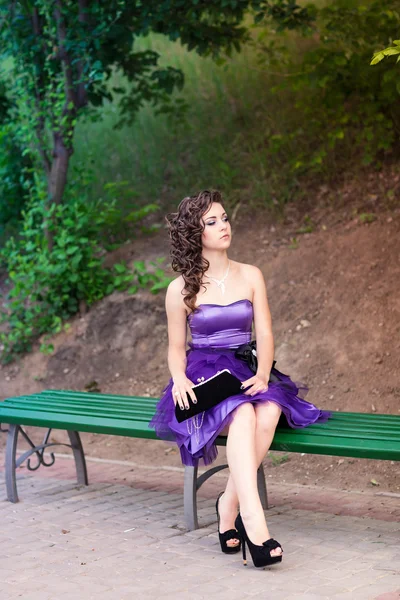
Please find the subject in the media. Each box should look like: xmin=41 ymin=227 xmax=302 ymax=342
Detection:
xmin=5 ymin=424 xmax=88 ymax=503
xmin=184 ymin=463 xmax=268 ymax=531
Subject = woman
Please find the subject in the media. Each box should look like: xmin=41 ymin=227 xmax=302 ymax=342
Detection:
xmin=150 ymin=190 xmax=331 ymax=568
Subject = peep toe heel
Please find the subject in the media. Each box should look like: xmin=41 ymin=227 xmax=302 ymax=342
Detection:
xmin=216 ymin=492 xmax=241 ymax=554
xmin=235 ymin=513 xmax=283 ymax=568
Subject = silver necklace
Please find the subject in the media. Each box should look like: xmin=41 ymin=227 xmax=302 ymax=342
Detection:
xmin=205 ymin=260 xmax=230 ymax=295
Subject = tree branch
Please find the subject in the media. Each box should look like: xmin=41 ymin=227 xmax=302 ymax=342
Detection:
xmin=31 ymin=7 xmax=51 ymax=175
xmin=54 ymin=0 xmax=77 ymax=107
xmin=76 ymin=0 xmax=89 ymax=108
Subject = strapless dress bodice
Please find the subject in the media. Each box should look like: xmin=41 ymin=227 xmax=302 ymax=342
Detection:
xmin=187 ymin=298 xmax=253 ymax=349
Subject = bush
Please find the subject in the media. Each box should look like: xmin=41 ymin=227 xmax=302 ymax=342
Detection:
xmin=0 ymin=84 xmax=33 ymax=246
xmin=0 ymin=186 xmax=172 ymax=363
xmin=265 ymin=0 xmax=400 ymax=181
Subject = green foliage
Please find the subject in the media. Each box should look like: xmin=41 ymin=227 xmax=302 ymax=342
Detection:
xmin=0 ymin=123 xmax=28 ymax=244
xmin=0 ymin=82 xmax=33 ymax=245
xmin=371 ymin=40 xmax=400 ymax=65
xmin=264 ymin=0 xmax=400 ymax=180
xmin=98 ymin=181 xmax=160 ymax=244
xmin=73 ymin=0 xmax=400 ymax=213
xmin=0 ymin=187 xmax=172 ymax=364
xmin=0 ymin=0 xmax=263 ymax=206
xmin=358 ymin=212 xmax=376 ymax=223
xmin=269 ymin=452 xmax=290 ymax=466
xmin=296 ymin=215 xmax=315 ymax=234
xmin=111 ymin=258 xmax=173 ymax=295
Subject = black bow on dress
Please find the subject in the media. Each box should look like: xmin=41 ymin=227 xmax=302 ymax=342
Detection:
xmin=234 ymin=341 xmax=278 ymax=381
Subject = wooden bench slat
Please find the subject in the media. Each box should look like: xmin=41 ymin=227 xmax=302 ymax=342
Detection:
xmin=2 ymin=390 xmax=400 ymax=464
xmin=265 ymin=434 xmax=399 ymax=460
xmin=2 ymin=405 xmax=399 ymax=461
xmin=7 ymin=392 xmax=400 ymax=424
xmin=37 ymin=390 xmax=160 ymax=403
xmin=3 ymin=397 xmax=400 ymax=436
xmin=0 ymin=407 xmax=158 ymax=438
xmin=4 ymin=394 xmax=158 ymax=408
xmin=31 ymin=391 xmax=400 ymax=420
xmin=4 ymin=392 xmax=399 ymax=420
xmin=1 ymin=406 xmax=400 ymax=460
xmin=3 ymin=398 xmax=156 ymax=418
xmin=213 ymin=432 xmax=400 ymax=460
xmin=4 ymin=396 xmax=158 ymax=409
xmin=3 ymin=401 xmax=400 ymax=441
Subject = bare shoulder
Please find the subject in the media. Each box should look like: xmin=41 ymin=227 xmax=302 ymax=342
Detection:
xmin=233 ymin=261 xmax=264 ymax=281
xmin=166 ymin=276 xmax=187 ymax=309
xmin=168 ymin=275 xmax=185 ymax=294
xmin=167 ymin=275 xmax=185 ymax=299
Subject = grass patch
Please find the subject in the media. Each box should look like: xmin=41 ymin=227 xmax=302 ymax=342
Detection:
xmin=269 ymin=452 xmax=291 ymax=467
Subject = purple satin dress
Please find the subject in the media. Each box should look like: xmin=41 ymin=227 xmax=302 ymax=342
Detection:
xmin=150 ymin=299 xmax=331 ymax=466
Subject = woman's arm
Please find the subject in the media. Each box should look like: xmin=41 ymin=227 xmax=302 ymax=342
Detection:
xmin=165 ymin=278 xmax=189 ymax=380
xmin=251 ymin=266 xmax=275 ymax=379
xmin=165 ymin=278 xmax=197 ymax=409
xmin=241 ymin=265 xmax=274 ymax=395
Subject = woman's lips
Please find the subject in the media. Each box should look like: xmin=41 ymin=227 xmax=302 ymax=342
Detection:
xmin=221 ymin=234 xmax=229 ymax=239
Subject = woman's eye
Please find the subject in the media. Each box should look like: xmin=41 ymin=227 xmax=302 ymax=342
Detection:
xmin=206 ymin=217 xmax=229 ymax=226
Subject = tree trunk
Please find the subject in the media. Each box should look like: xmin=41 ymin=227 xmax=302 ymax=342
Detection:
xmin=49 ymin=133 xmax=72 ymax=206
xmin=45 ymin=133 xmax=73 ymax=250
xmin=43 ymin=0 xmax=88 ymax=250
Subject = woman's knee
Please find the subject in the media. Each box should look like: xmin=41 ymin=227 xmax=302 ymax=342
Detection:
xmin=219 ymin=402 xmax=256 ymax=436
xmin=255 ymin=402 xmax=282 ymax=432
xmin=231 ymin=402 xmax=256 ymax=427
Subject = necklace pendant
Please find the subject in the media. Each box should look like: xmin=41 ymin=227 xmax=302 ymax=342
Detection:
xmin=206 ymin=260 xmax=230 ymax=296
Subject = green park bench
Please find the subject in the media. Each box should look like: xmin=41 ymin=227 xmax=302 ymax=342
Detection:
xmin=1 ymin=389 xmax=399 ymax=530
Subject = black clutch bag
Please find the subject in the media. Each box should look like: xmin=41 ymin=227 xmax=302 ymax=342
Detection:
xmin=234 ymin=340 xmax=279 ymax=382
xmin=174 ymin=369 xmax=244 ymax=423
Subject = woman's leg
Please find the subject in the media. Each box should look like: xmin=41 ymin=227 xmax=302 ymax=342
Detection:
xmin=218 ymin=402 xmax=282 ymax=550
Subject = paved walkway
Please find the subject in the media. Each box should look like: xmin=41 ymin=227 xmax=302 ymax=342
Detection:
xmin=0 ymin=453 xmax=399 ymax=600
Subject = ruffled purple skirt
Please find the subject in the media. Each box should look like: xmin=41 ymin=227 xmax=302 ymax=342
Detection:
xmin=150 ymin=344 xmax=331 ymax=466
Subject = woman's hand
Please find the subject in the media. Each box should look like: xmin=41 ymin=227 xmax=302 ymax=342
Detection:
xmin=172 ymin=375 xmax=197 ymax=410
xmin=241 ymin=373 xmax=269 ymax=396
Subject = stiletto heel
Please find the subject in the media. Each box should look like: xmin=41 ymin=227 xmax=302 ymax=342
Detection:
xmin=235 ymin=513 xmax=283 ymax=568
xmin=241 ymin=537 xmax=247 ymax=566
xmin=215 ymin=492 xmax=241 ymax=554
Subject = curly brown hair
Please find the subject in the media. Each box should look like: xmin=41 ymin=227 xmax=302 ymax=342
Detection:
xmin=166 ymin=190 xmax=223 ymax=313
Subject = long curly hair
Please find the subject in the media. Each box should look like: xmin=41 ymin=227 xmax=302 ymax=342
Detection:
xmin=166 ymin=190 xmax=223 ymax=313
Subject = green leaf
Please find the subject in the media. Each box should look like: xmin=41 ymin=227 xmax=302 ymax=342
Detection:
xmin=114 ymin=263 xmax=128 ymax=274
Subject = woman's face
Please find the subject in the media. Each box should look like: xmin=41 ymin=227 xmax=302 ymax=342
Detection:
xmin=201 ymin=202 xmax=231 ymax=250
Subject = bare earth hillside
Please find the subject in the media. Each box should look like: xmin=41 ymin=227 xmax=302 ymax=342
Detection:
xmin=1 ymin=176 xmax=399 ymax=494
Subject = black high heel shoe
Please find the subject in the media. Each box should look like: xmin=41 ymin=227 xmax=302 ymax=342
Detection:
xmin=235 ymin=513 xmax=283 ymax=568
xmin=215 ymin=492 xmax=241 ymax=554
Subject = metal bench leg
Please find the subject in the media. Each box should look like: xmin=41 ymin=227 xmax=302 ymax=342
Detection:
xmin=4 ymin=426 xmax=88 ymax=503
xmin=184 ymin=463 xmax=268 ymax=530
xmin=257 ymin=463 xmax=268 ymax=510
xmin=67 ymin=431 xmax=88 ymax=486
xmin=5 ymin=424 xmax=20 ymax=503
xmin=184 ymin=463 xmax=230 ymax=530
xmin=184 ymin=465 xmax=199 ymax=531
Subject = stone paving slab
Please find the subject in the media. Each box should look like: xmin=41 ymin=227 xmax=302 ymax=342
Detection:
xmin=0 ymin=454 xmax=399 ymax=600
